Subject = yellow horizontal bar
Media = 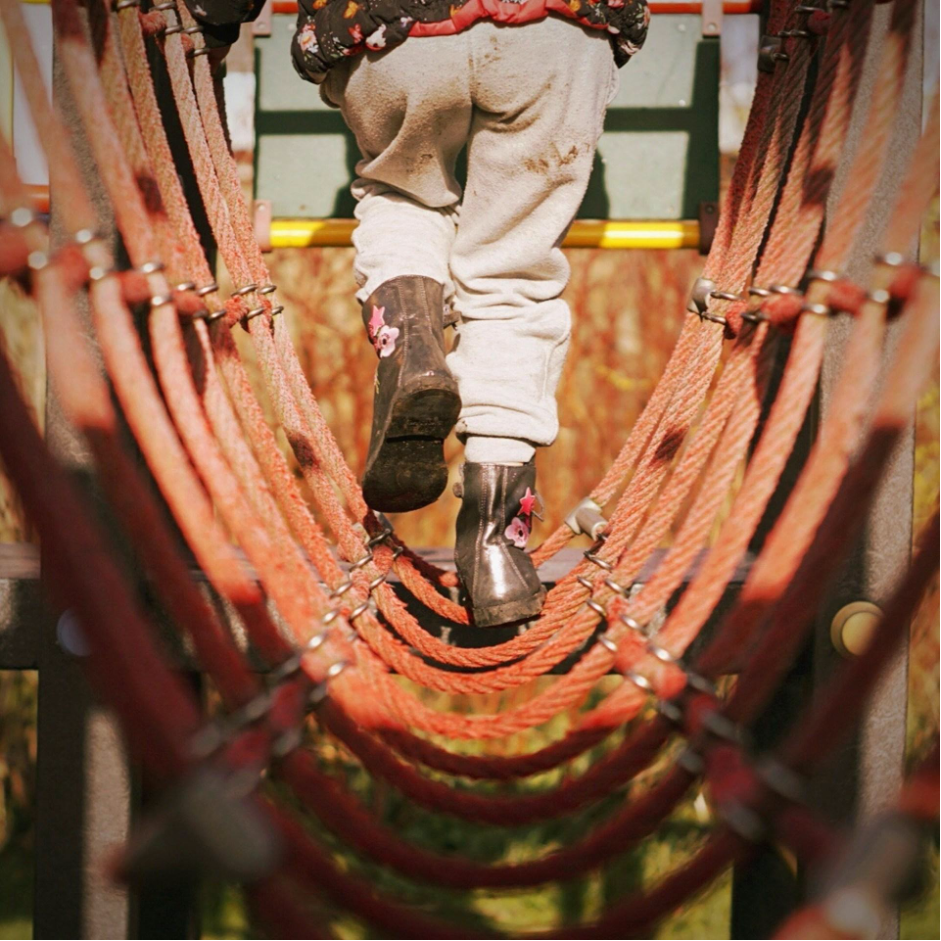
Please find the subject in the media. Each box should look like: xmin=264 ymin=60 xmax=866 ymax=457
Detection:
xmin=564 ymin=219 xmax=700 ymax=250
xmin=270 ymin=218 xmax=700 ymax=251
xmin=272 ymin=218 xmax=358 ymax=248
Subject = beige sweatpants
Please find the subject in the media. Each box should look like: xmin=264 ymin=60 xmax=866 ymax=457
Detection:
xmin=322 ymin=18 xmax=618 ymax=463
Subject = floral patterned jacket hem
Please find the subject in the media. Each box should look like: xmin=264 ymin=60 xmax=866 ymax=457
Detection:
xmin=292 ymin=0 xmax=649 ymax=84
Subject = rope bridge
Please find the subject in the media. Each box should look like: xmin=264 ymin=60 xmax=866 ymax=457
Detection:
xmin=0 ymin=0 xmax=937 ymax=934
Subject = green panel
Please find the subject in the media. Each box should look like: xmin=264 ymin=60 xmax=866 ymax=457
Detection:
xmin=254 ymin=13 xmax=718 ymax=220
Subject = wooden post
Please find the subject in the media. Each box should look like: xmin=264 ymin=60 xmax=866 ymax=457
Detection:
xmin=807 ymin=3 xmax=923 ymax=938
xmin=32 ymin=11 xmax=135 ymax=937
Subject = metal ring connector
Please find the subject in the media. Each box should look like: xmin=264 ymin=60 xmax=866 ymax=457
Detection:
xmin=779 ymin=28 xmax=810 ymax=37
xmin=321 ymin=609 xmax=340 ymax=627
xmin=597 ymin=633 xmax=618 ymax=654
xmin=686 ymin=671 xmax=717 ymax=696
xmin=138 ymin=260 xmax=165 ymax=275
xmin=620 ymin=613 xmax=644 ymax=635
xmin=163 ymin=23 xmax=184 ymax=34
xmin=748 ymin=285 xmax=772 ymax=298
xmin=115 ymin=0 xmax=140 ymax=9
xmin=232 ymin=283 xmax=259 ymax=297
xmin=204 ymin=310 xmax=227 ymax=323
xmin=866 ymin=288 xmax=891 ymax=305
xmin=658 ymin=700 xmax=684 ymax=725
xmin=709 ymin=290 xmax=744 ymax=302
xmin=88 ymin=265 xmax=116 ymax=282
xmin=586 ymin=598 xmax=608 ymax=618
xmin=348 ymin=602 xmax=370 ymax=620
xmin=269 ymin=653 xmax=303 ymax=683
xmin=576 ymin=574 xmax=594 ymax=592
xmin=647 ymin=642 xmax=678 ymax=665
xmin=270 ymin=305 xmax=285 ymax=317
xmin=741 ymin=310 xmax=768 ymax=324
xmin=806 ymin=268 xmax=841 ymax=283
xmin=189 ymin=723 xmax=224 ymax=758
xmin=306 ymin=632 xmax=327 ymax=651
xmin=238 ymin=693 xmax=271 ymax=725
xmin=174 ymin=281 xmax=197 ymax=292
xmin=196 ymin=281 xmax=219 ymax=296
xmin=9 ymin=207 xmax=35 ymax=228
xmin=183 ymin=24 xmax=203 ymax=33
xmin=757 ymin=759 xmax=806 ymax=803
xmin=366 ymin=574 xmax=387 ymax=592
xmin=722 ymin=802 xmax=766 ymax=842
xmin=603 ymin=576 xmax=630 ymax=597
xmin=258 ymin=283 xmax=277 ymax=295
xmin=73 ymin=228 xmax=97 ymax=246
xmin=28 ymin=251 xmax=49 ymax=272
xmin=801 ymin=302 xmax=831 ymax=317
xmin=584 ymin=548 xmax=614 ymax=571
xmin=366 ymin=526 xmax=393 ymax=547
xmin=325 ymin=660 xmax=348 ymax=680
xmin=150 ymin=294 xmax=173 ymax=308
xmin=329 ymin=580 xmax=354 ymax=600
xmin=152 ymin=1 xmax=176 ymax=8
xmin=242 ymin=305 xmax=267 ymax=322
xmin=678 ymin=747 xmax=705 ymax=775
xmin=703 ymin=710 xmax=743 ymax=743
xmin=701 ymin=312 xmax=729 ymax=326
xmin=624 ymin=669 xmax=653 ymax=692
xmin=348 ymin=552 xmax=374 ymax=572
xmin=188 ymin=47 xmax=213 ymax=58
xmin=875 ymin=251 xmax=905 ymax=268
xmin=769 ymin=283 xmax=800 ymax=296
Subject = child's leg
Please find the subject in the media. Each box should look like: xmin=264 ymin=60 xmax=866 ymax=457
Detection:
xmin=351 ymin=185 xmax=458 ymax=303
xmin=322 ymin=40 xmax=474 ymax=511
xmin=323 ymin=38 xmax=474 ymax=302
xmin=447 ymin=18 xmax=619 ymax=465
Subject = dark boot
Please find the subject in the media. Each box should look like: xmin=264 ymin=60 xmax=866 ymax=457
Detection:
xmin=454 ymin=461 xmax=546 ymax=627
xmin=361 ymin=276 xmax=461 ymax=513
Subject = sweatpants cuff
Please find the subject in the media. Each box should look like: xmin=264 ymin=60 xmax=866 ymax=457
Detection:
xmin=464 ymin=435 xmax=536 ymax=464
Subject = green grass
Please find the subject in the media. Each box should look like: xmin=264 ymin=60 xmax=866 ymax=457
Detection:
xmin=0 ymin=841 xmax=32 ymax=940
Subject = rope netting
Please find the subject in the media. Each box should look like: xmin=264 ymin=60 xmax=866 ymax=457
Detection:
xmin=0 ymin=0 xmax=937 ymax=933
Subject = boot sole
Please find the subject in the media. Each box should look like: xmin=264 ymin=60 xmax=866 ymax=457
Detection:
xmin=472 ymin=589 xmax=546 ymax=628
xmin=362 ymin=387 xmax=461 ymax=513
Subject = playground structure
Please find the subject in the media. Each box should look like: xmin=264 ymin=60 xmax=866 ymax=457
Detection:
xmin=0 ymin=0 xmax=938 ymax=937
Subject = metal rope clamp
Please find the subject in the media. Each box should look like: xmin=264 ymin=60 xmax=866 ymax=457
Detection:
xmin=758 ymin=34 xmax=786 ymax=73
xmin=687 ymin=276 xmax=728 ymax=326
xmin=565 ymin=496 xmax=608 ymax=541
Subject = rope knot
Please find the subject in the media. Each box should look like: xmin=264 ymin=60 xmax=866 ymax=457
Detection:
xmin=227 ymin=295 xmax=250 ymax=330
xmin=807 ymin=10 xmax=831 ymax=34
xmin=885 ymin=263 xmax=922 ymax=320
xmin=722 ymin=300 xmax=750 ymax=339
xmin=119 ymin=269 xmax=152 ymax=305
xmin=827 ymin=277 xmax=867 ymax=315
xmin=175 ymin=289 xmax=208 ymax=318
xmin=762 ymin=293 xmax=803 ymax=332
xmin=138 ymin=10 xmax=165 ymax=37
